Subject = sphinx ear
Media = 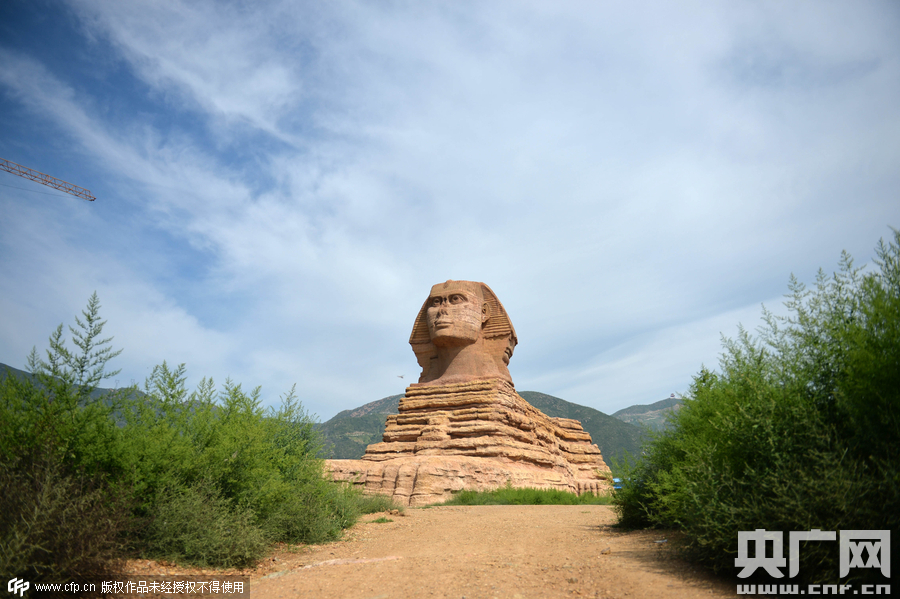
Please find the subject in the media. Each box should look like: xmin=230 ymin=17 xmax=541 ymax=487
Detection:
xmin=481 ymin=301 xmax=491 ymax=323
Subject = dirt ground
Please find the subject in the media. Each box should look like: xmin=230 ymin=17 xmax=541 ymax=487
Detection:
xmin=124 ymin=504 xmax=748 ymax=598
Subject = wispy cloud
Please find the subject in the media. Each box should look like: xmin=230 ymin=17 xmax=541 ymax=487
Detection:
xmin=1 ymin=1 xmax=898 ymax=418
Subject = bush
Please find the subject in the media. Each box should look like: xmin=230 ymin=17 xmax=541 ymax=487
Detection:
xmin=118 ymin=364 xmax=359 ymax=554
xmin=144 ymin=478 xmax=266 ymax=568
xmin=0 ymin=443 xmax=130 ymax=583
xmin=613 ymin=230 xmax=900 ymax=584
xmin=1 ymin=293 xmax=378 ymax=576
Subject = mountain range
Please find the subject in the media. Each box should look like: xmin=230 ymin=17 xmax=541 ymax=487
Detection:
xmin=611 ymin=396 xmax=682 ymax=431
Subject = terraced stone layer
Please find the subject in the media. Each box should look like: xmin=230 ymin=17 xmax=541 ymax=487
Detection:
xmin=326 ymin=379 xmax=612 ymax=506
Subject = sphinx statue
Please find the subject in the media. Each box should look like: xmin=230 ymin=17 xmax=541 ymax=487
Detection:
xmin=409 ymin=280 xmax=517 ymax=386
xmin=325 ymin=279 xmax=612 ymax=506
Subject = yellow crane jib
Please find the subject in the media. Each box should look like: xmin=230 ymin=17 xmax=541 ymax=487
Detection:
xmin=0 ymin=157 xmax=96 ymax=201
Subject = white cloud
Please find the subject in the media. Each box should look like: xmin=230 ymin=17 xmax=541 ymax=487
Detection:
xmin=1 ymin=1 xmax=899 ymax=420
xmin=517 ymin=296 xmax=791 ymax=414
xmin=70 ymin=0 xmax=308 ymax=140
xmin=0 ymin=191 xmax=234 ymax=386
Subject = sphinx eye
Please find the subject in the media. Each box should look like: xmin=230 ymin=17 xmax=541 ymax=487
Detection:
xmin=431 ymin=297 xmax=442 ymax=307
xmin=450 ymin=294 xmax=465 ymax=304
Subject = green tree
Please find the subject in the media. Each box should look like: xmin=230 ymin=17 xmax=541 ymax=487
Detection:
xmin=1 ymin=293 xmax=129 ymax=582
xmin=27 ymin=291 xmax=122 ymax=400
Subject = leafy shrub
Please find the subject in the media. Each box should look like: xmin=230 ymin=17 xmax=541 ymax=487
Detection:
xmin=0 ymin=443 xmax=130 ymax=583
xmin=144 ymin=478 xmax=266 ymax=568
xmin=256 ymin=475 xmax=360 ymax=544
xmin=613 ymin=231 xmax=900 ymax=584
xmin=1 ymin=293 xmax=379 ymax=575
xmin=118 ymin=363 xmax=359 ymax=553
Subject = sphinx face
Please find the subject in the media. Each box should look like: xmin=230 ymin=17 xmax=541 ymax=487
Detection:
xmin=425 ymin=282 xmax=486 ymax=347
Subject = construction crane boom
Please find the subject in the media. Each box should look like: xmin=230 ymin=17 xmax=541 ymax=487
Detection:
xmin=0 ymin=157 xmax=96 ymax=201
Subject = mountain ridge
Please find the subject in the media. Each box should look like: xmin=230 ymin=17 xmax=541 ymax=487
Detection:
xmin=611 ymin=396 xmax=683 ymax=431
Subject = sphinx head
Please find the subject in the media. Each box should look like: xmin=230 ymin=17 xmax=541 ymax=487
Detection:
xmin=410 ymin=280 xmax=517 ymax=385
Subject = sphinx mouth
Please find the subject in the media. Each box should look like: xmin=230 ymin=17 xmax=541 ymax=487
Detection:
xmin=432 ymin=319 xmax=455 ymax=330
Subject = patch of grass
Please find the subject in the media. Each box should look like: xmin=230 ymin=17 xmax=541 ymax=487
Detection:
xmin=369 ymin=517 xmax=393 ymax=523
xmin=354 ymin=493 xmax=403 ymax=515
xmin=439 ymin=486 xmax=614 ymax=506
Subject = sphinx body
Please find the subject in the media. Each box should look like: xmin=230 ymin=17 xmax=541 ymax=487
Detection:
xmin=326 ymin=280 xmax=612 ymax=506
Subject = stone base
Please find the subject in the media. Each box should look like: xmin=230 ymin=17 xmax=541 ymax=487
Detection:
xmin=326 ymin=455 xmax=611 ymax=507
xmin=325 ymin=379 xmax=612 ymax=506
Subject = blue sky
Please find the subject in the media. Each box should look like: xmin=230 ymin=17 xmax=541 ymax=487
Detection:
xmin=1 ymin=1 xmax=898 ymax=420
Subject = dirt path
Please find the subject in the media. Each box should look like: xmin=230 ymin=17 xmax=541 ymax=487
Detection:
xmin=239 ymin=505 xmax=741 ymax=599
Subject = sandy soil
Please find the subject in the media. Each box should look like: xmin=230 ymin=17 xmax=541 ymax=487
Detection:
xmin=211 ymin=505 xmax=743 ymax=599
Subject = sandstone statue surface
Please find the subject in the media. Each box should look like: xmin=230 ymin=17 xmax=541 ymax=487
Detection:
xmin=410 ymin=280 xmax=517 ymax=386
xmin=326 ymin=280 xmax=612 ymax=506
